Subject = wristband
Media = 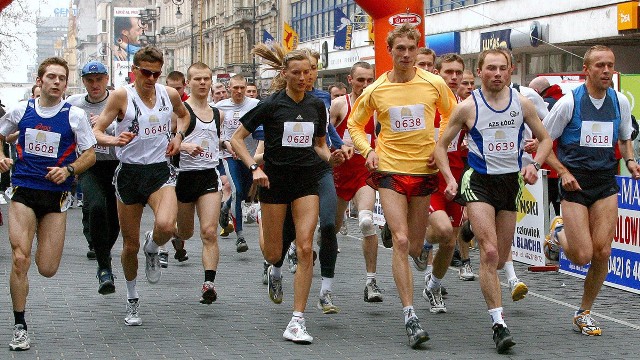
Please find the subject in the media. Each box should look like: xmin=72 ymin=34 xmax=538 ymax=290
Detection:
xmin=626 ymin=158 xmax=636 ymax=166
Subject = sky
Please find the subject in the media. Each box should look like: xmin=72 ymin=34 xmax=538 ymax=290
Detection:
xmin=0 ymin=0 xmax=71 ymax=108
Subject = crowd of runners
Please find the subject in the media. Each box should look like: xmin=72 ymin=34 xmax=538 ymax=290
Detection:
xmin=0 ymin=23 xmax=636 ymax=354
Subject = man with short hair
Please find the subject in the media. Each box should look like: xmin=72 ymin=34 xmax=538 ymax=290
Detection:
xmin=245 ymin=83 xmax=259 ymax=99
xmin=66 ymin=61 xmax=120 ymax=295
xmin=215 ymin=74 xmax=260 ymax=252
xmin=435 ymin=49 xmax=552 ymax=353
xmin=416 ymin=47 xmax=436 ymax=73
xmin=544 ymin=45 xmax=640 ymax=336
xmin=166 ymin=71 xmax=189 ymax=101
xmin=328 ymin=82 xmax=347 ymax=100
xmin=457 ymin=70 xmax=475 ymax=100
xmin=0 ymin=57 xmax=97 ymax=351
xmin=173 ymin=62 xmax=224 ymax=303
xmin=211 ymin=83 xmax=227 ymax=104
xmin=93 ymin=46 xmax=190 ymax=326
xmin=348 ymin=23 xmax=457 ymax=349
xmin=331 ymin=62 xmax=383 ymax=303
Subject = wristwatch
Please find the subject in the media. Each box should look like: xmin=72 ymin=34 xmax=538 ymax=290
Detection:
xmin=66 ymin=164 xmax=75 ymax=177
xmin=177 ymin=131 xmax=186 ymax=140
xmin=249 ymin=163 xmax=259 ymax=172
xmin=532 ymin=161 xmax=541 ymax=171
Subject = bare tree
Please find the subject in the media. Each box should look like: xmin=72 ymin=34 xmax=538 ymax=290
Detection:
xmin=0 ymin=0 xmax=41 ymax=74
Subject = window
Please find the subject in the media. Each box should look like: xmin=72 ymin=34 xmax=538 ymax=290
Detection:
xmin=291 ymin=0 xmax=364 ymax=42
xmin=426 ymin=0 xmax=492 ymax=14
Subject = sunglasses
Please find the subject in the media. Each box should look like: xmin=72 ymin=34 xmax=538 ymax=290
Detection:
xmin=134 ymin=65 xmax=162 ymax=78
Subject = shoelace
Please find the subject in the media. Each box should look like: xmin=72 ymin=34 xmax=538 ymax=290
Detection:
xmin=578 ymin=313 xmax=599 ymax=327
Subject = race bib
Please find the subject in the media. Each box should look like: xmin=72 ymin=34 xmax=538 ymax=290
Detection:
xmin=24 ymin=128 xmax=60 ymax=158
xmin=389 ymin=104 xmax=425 ymax=132
xmin=95 ymin=144 xmax=110 ymax=154
xmin=580 ymin=121 xmax=613 ymax=148
xmin=140 ymin=115 xmax=169 ymax=139
xmin=194 ymin=138 xmax=216 ymax=160
xmin=482 ymin=128 xmax=518 ymax=155
xmin=282 ymin=121 xmax=314 ymax=148
xmin=228 ymin=111 xmax=243 ymax=129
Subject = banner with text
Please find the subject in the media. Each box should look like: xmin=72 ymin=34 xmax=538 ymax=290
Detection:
xmin=559 ymin=176 xmax=640 ymax=294
xmin=512 ymin=170 xmax=546 ymax=266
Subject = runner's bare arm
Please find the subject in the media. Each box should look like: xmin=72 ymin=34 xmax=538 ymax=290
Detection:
xmin=94 ymin=88 xmax=133 ymax=146
xmin=521 ymin=95 xmax=552 ymax=185
xmin=166 ymin=86 xmax=190 ymax=156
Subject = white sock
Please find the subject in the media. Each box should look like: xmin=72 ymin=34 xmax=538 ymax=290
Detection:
xmin=403 ymin=306 xmax=417 ymax=324
xmin=144 ymin=233 xmax=159 ymax=253
xmin=503 ymin=261 xmax=517 ymax=281
xmin=158 ymin=244 xmax=167 ymax=252
xmin=366 ymin=272 xmax=376 ymax=285
xmin=488 ymin=307 xmax=506 ymax=326
xmin=292 ymin=311 xmax=304 ymax=322
xmin=126 ymin=279 xmax=138 ymax=300
xmin=424 ymin=266 xmax=433 ymax=282
xmin=270 ymin=265 xmax=282 ymax=279
xmin=427 ymin=273 xmax=442 ymax=291
xmin=320 ymin=277 xmax=333 ymax=296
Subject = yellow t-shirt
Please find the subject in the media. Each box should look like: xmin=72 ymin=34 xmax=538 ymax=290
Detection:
xmin=347 ymin=67 xmax=457 ymax=175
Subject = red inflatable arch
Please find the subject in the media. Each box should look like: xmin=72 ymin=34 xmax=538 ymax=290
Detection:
xmin=0 ymin=0 xmax=13 ymax=13
xmin=355 ymin=0 xmax=425 ymax=74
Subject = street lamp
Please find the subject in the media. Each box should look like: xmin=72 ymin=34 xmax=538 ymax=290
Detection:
xmin=164 ymin=0 xmax=185 ymax=20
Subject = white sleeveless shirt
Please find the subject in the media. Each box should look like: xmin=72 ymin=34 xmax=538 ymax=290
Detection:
xmin=467 ymin=88 xmax=525 ymax=174
xmin=178 ymin=110 xmax=220 ymax=171
xmin=116 ymin=84 xmax=173 ymax=165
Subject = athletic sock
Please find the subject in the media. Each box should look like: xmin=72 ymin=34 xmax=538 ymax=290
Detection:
xmin=503 ymin=261 xmax=517 ymax=281
xmin=126 ymin=279 xmax=139 ymax=300
xmin=205 ymin=270 xmax=216 ymax=283
xmin=427 ymin=273 xmax=442 ymax=291
xmin=488 ymin=307 xmax=506 ymax=326
xmin=144 ymin=235 xmax=159 ymax=253
xmin=270 ymin=265 xmax=282 ymax=279
xmin=366 ymin=272 xmax=376 ymax=285
xmin=320 ymin=276 xmax=333 ymax=296
xmin=292 ymin=311 xmax=304 ymax=322
xmin=403 ymin=306 xmax=417 ymax=324
xmin=13 ymin=311 xmax=26 ymax=330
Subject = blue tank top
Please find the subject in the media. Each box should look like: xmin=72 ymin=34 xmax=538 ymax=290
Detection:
xmin=13 ymin=99 xmax=78 ymax=191
xmin=558 ymin=84 xmax=620 ymax=171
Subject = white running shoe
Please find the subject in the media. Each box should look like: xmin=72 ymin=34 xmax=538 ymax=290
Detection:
xmin=124 ymin=299 xmax=142 ymax=326
xmin=9 ymin=324 xmax=30 ymax=351
xmin=283 ymin=318 xmax=313 ymax=344
xmin=144 ymin=231 xmax=161 ymax=283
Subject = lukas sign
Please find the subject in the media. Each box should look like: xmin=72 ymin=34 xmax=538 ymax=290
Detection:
xmin=388 ymin=13 xmax=422 ymax=27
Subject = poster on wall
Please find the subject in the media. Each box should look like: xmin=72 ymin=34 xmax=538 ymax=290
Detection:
xmin=113 ymin=7 xmax=143 ymax=87
xmin=559 ymin=176 xmax=640 ymax=294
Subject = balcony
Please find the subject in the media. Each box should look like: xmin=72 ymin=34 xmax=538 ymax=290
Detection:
xmin=223 ymin=7 xmax=253 ymax=31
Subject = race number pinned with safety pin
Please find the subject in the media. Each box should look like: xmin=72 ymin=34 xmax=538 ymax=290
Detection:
xmin=580 ymin=121 xmax=613 ymax=148
xmin=482 ymin=128 xmax=518 ymax=155
xmin=389 ymin=105 xmax=425 ymax=132
xmin=282 ymin=121 xmax=314 ymax=147
xmin=24 ymin=128 xmax=60 ymax=158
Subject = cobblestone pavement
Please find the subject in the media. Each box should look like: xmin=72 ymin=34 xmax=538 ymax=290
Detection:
xmin=0 ymin=205 xmax=639 ymax=359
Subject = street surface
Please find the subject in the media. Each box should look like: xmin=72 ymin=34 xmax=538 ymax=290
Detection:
xmin=0 ymin=205 xmax=639 ymax=359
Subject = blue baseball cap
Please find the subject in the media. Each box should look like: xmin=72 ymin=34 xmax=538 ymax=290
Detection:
xmin=81 ymin=61 xmax=108 ymax=77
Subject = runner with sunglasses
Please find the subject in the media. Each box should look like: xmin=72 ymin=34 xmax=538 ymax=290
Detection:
xmin=93 ymin=46 xmax=191 ymax=326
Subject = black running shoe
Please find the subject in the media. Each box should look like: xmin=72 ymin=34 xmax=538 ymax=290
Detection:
xmin=450 ymin=248 xmax=462 ymax=267
xmin=492 ymin=324 xmax=515 ymax=354
xmin=87 ymin=247 xmax=96 ymax=260
xmin=381 ymin=223 xmax=393 ymax=248
xmin=405 ymin=317 xmax=429 ymax=348
xmin=236 ymin=237 xmax=248 ymax=253
xmin=460 ymin=220 xmax=474 ymax=243
xmin=97 ymin=268 xmax=115 ymax=295
xmin=219 ymin=204 xmax=230 ymax=229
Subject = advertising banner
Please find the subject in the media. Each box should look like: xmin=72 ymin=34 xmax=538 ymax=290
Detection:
xmin=333 ymin=7 xmax=353 ymax=50
xmin=512 ymin=170 xmax=547 ymax=266
xmin=559 ymin=176 xmax=640 ymax=294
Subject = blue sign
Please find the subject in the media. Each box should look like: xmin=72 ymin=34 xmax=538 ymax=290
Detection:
xmin=559 ymin=176 xmax=640 ymax=294
xmin=333 ymin=7 xmax=353 ymax=50
xmin=480 ymin=29 xmax=512 ymax=51
xmin=262 ymin=30 xmax=275 ymax=48
xmin=425 ymin=32 xmax=460 ymax=55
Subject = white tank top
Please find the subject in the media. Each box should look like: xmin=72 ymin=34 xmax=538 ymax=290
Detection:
xmin=467 ymin=88 xmax=525 ymax=174
xmin=178 ymin=111 xmax=220 ymax=171
xmin=116 ymin=84 xmax=173 ymax=164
